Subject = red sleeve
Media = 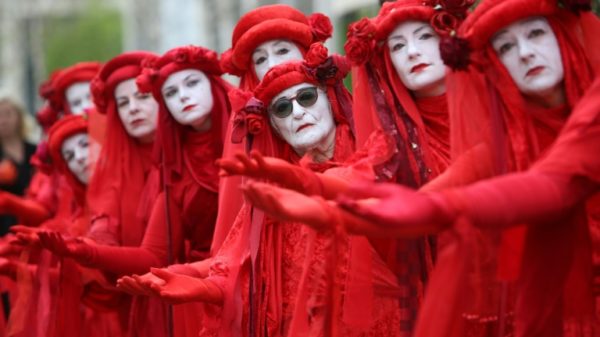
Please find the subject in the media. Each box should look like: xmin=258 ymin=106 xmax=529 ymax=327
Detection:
xmin=75 ymin=191 xmax=183 ymax=276
xmin=0 ymin=192 xmax=51 ymax=227
xmin=450 ymin=171 xmax=596 ymax=229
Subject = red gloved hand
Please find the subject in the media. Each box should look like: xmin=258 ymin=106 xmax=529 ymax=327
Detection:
xmin=337 ymin=182 xmax=455 ymax=237
xmin=10 ymin=225 xmax=42 ymax=248
xmin=117 ymin=272 xmax=164 ymax=297
xmin=242 ymin=181 xmax=334 ymax=231
xmin=147 ymin=267 xmax=223 ymax=305
xmin=0 ymin=191 xmax=51 ymax=226
xmin=37 ymin=231 xmax=86 ymax=258
xmin=218 ymin=150 xmax=314 ymax=193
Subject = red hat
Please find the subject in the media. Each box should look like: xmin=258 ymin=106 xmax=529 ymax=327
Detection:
xmin=47 ymin=115 xmax=88 ymax=195
xmin=46 ymin=62 xmax=102 ymax=115
xmin=136 ymin=45 xmax=222 ymax=96
xmin=91 ymin=51 xmax=159 ymax=116
xmin=221 ymin=5 xmax=332 ymax=76
xmin=345 ymin=0 xmax=473 ymax=66
xmin=440 ymin=0 xmax=592 ymax=69
xmin=230 ymin=43 xmax=352 ymax=144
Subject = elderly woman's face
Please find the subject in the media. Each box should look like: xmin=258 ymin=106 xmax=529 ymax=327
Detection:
xmin=252 ymin=39 xmax=303 ymax=81
xmin=491 ymin=17 xmax=564 ymax=100
xmin=387 ymin=20 xmax=446 ymax=97
xmin=162 ymin=69 xmax=213 ymax=131
xmin=268 ymin=83 xmax=335 ymax=155
xmin=65 ymin=82 xmax=94 ymax=115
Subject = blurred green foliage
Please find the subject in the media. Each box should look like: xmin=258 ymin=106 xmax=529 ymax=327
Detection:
xmin=43 ymin=0 xmax=122 ymax=74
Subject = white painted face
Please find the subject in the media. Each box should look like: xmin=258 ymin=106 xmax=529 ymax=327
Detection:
xmin=162 ymin=69 xmax=213 ymax=131
xmin=61 ymin=132 xmax=90 ymax=184
xmin=115 ymin=78 xmax=158 ymax=142
xmin=65 ymin=82 xmax=94 ymax=115
xmin=387 ymin=21 xmax=446 ymax=97
xmin=269 ymin=83 xmax=335 ymax=156
xmin=252 ymin=39 xmax=303 ymax=81
xmin=491 ymin=17 xmax=564 ymax=99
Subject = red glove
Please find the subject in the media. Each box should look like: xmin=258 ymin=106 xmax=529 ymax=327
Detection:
xmin=218 ymin=150 xmax=347 ymax=198
xmin=0 ymin=191 xmax=51 ymax=226
xmin=10 ymin=225 xmax=42 ymax=248
xmin=117 ymin=272 xmax=164 ymax=297
xmin=37 ymin=231 xmax=87 ymax=258
xmin=145 ymin=267 xmax=223 ymax=305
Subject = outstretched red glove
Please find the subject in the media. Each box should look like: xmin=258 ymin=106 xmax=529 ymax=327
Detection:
xmin=117 ymin=272 xmax=164 ymax=297
xmin=218 ymin=150 xmax=348 ymax=199
xmin=10 ymin=225 xmax=42 ymax=248
xmin=0 ymin=191 xmax=51 ymax=226
xmin=37 ymin=231 xmax=87 ymax=258
xmin=144 ymin=268 xmax=223 ymax=305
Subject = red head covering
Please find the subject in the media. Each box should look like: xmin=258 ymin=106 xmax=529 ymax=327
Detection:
xmin=229 ymin=43 xmax=353 ymax=162
xmin=345 ymin=0 xmax=472 ymax=186
xmin=46 ymin=62 xmax=102 ymax=116
xmin=136 ymin=45 xmax=232 ymax=187
xmin=47 ymin=115 xmax=88 ymax=203
xmin=87 ymin=51 xmax=160 ymax=247
xmin=221 ymin=4 xmax=333 ymax=90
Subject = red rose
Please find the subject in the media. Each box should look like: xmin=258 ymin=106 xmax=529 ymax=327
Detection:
xmin=430 ymin=12 xmax=459 ymax=36
xmin=308 ymin=13 xmax=333 ymax=42
xmin=344 ymin=37 xmax=375 ymax=66
xmin=246 ymin=114 xmax=264 ymax=135
xmin=135 ymin=68 xmax=158 ymax=93
xmin=305 ymin=43 xmax=329 ymax=68
xmin=347 ymin=18 xmax=376 ymax=41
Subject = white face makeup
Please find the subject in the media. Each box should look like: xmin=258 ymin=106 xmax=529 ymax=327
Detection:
xmin=491 ymin=17 xmax=564 ymax=103
xmin=61 ymin=132 xmax=90 ymax=184
xmin=115 ymin=78 xmax=158 ymax=142
xmin=252 ymin=39 xmax=303 ymax=81
xmin=269 ymin=83 xmax=336 ymax=157
xmin=65 ymin=82 xmax=94 ymax=115
xmin=387 ymin=21 xmax=446 ymax=97
xmin=162 ymin=69 xmax=213 ymax=131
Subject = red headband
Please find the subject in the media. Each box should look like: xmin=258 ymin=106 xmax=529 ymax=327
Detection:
xmin=221 ymin=4 xmax=332 ymax=76
xmin=136 ymin=45 xmax=222 ymax=97
xmin=48 ymin=62 xmax=102 ymax=114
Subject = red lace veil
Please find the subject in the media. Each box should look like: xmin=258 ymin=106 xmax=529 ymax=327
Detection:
xmin=88 ymin=51 xmax=160 ymax=247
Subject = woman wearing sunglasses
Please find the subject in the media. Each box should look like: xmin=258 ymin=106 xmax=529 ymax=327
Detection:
xmin=211 ymin=4 xmax=334 ymax=254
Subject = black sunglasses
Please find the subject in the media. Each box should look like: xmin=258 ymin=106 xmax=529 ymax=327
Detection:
xmin=269 ymin=87 xmax=319 ymax=119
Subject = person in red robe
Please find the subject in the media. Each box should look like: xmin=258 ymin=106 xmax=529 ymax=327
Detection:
xmin=241 ymin=1 xmax=600 ymax=336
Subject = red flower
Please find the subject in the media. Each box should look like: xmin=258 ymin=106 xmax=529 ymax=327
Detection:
xmin=347 ymin=17 xmax=376 ymax=40
xmin=220 ymin=49 xmax=243 ymax=76
xmin=305 ymin=43 xmax=329 ymax=68
xmin=245 ymin=114 xmax=264 ymax=135
xmin=308 ymin=13 xmax=333 ymax=42
xmin=439 ymin=35 xmax=471 ymax=70
xmin=430 ymin=11 xmax=460 ymax=36
xmin=136 ymin=68 xmax=158 ymax=93
xmin=344 ymin=18 xmax=376 ymax=65
xmin=174 ymin=49 xmax=189 ymax=63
